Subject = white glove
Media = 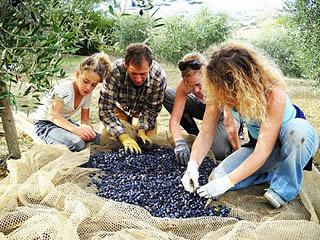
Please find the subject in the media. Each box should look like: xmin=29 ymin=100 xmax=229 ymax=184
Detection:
xmin=197 ymin=175 xmax=234 ymax=199
xmin=181 ymin=160 xmax=199 ymax=193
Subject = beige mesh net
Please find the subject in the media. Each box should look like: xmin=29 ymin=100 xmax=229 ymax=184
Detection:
xmin=1 ymin=127 xmax=320 ymax=239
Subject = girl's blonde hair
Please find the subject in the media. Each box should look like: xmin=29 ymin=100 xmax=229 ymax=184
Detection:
xmin=204 ymin=41 xmax=286 ymax=120
xmin=80 ymin=52 xmax=112 ymax=82
xmin=180 ymin=52 xmax=206 ymax=83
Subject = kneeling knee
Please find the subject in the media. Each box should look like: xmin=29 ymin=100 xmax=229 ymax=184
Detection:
xmin=71 ymin=140 xmax=86 ymax=151
xmin=284 ymin=128 xmax=307 ymax=148
xmin=282 ymin=119 xmax=313 ymax=147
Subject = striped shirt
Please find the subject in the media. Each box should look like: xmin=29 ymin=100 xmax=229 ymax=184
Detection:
xmin=99 ymin=59 xmax=167 ymax=138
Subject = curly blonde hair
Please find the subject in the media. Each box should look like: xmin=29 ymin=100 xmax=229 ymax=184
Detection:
xmin=80 ymin=52 xmax=112 ymax=82
xmin=204 ymin=41 xmax=286 ymax=120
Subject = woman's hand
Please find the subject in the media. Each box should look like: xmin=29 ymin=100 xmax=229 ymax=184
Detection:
xmin=181 ymin=160 xmax=199 ymax=193
xmin=197 ymin=175 xmax=234 ymax=199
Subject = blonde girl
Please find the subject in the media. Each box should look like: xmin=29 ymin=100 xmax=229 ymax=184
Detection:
xmin=33 ymin=53 xmax=111 ymax=151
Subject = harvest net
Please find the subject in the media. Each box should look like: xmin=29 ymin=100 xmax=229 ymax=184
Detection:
xmin=1 ymin=127 xmax=320 ymax=239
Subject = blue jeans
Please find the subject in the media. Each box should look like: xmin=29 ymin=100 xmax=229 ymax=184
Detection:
xmin=212 ymin=118 xmax=319 ymax=202
xmin=35 ymin=120 xmax=100 ymax=151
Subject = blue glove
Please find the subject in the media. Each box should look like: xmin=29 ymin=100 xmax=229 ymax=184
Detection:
xmin=174 ymin=139 xmax=190 ymax=166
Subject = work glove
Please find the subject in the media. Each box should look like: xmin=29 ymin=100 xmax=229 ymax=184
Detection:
xmin=174 ymin=139 xmax=190 ymax=166
xmin=181 ymin=160 xmax=199 ymax=193
xmin=119 ymin=133 xmax=141 ymax=154
xmin=197 ymin=174 xmax=234 ymax=199
xmin=136 ymin=129 xmax=152 ymax=150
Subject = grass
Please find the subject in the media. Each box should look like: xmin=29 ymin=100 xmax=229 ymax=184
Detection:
xmin=1 ymin=54 xmax=320 ymax=170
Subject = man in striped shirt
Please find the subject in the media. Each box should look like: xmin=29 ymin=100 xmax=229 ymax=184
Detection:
xmin=99 ymin=43 xmax=167 ymax=154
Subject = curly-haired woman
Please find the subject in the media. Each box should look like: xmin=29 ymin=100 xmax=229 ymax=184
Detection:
xmin=181 ymin=41 xmax=319 ymax=208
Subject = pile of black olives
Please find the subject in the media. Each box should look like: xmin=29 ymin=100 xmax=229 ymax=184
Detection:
xmin=83 ymin=146 xmax=231 ymax=218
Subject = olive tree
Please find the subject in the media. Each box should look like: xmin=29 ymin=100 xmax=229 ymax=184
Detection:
xmin=0 ymin=0 xmax=111 ymax=158
xmin=284 ymin=0 xmax=320 ymax=83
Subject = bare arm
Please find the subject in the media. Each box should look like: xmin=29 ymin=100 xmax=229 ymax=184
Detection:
xmin=81 ymin=108 xmax=94 ymax=128
xmin=80 ymin=108 xmax=90 ymax=125
xmin=80 ymin=108 xmax=97 ymax=140
xmin=48 ymin=99 xmax=78 ymax=133
xmin=169 ymin=81 xmax=188 ymax=141
xmin=229 ymin=87 xmax=286 ymax=184
xmin=48 ymin=99 xmax=95 ymax=141
xmin=223 ymin=107 xmax=240 ymax=151
xmin=190 ymin=103 xmax=221 ymax=165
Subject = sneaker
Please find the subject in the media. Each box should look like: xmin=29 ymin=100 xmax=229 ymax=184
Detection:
xmin=264 ymin=190 xmax=286 ymax=209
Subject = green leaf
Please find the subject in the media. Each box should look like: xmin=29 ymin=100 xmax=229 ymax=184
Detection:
xmin=33 ymin=102 xmax=44 ymax=106
xmin=0 ymin=92 xmax=11 ymax=100
xmin=153 ymin=23 xmax=165 ymax=28
xmin=109 ymin=5 xmax=115 ymax=15
xmin=59 ymin=16 xmax=68 ymax=27
xmin=10 ymin=78 xmax=18 ymax=84
xmin=54 ymin=57 xmax=63 ymax=67
xmin=31 ymin=11 xmax=38 ymax=22
xmin=24 ymin=85 xmax=33 ymax=96
xmin=151 ymin=8 xmax=160 ymax=17
xmin=52 ymin=0 xmax=60 ymax=8
xmin=58 ymin=69 xmax=66 ymax=78
xmin=1 ymin=49 xmax=7 ymax=60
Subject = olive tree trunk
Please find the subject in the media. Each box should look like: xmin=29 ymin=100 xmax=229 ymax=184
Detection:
xmin=0 ymin=82 xmax=21 ymax=159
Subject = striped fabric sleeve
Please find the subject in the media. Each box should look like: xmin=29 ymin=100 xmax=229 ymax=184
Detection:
xmin=98 ymin=65 xmax=125 ymax=138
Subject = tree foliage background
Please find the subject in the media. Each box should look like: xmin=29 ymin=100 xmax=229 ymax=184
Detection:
xmin=1 ymin=0 xmax=319 ymax=110
xmin=254 ymin=0 xmax=320 ymax=85
xmin=0 ymin=0 xmax=113 ymax=108
xmin=285 ymin=0 xmax=320 ymax=84
xmin=0 ymin=0 xmax=116 ymax=157
xmin=0 ymin=0 xmax=319 ymax=157
xmin=110 ymin=7 xmax=230 ymax=64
